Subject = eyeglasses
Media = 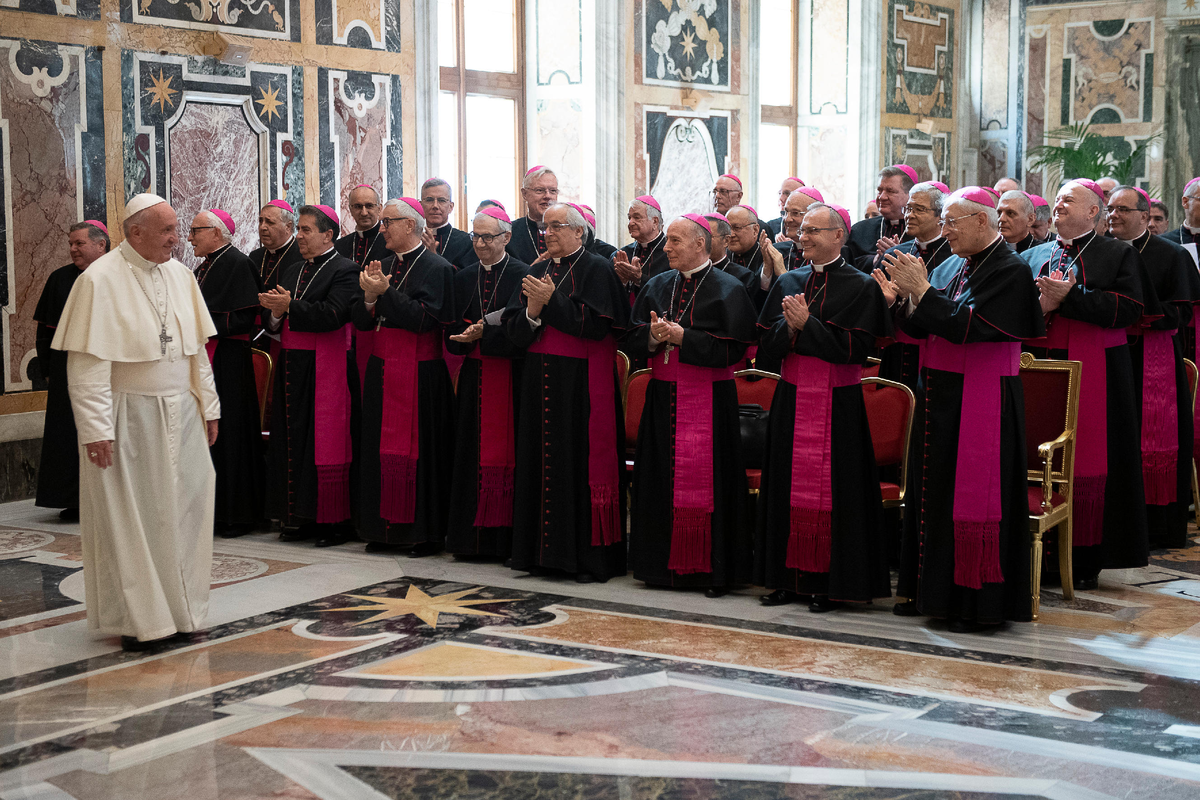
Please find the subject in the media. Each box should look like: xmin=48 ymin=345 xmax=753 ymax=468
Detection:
xmin=469 ymin=232 xmax=506 ymax=244
xmin=422 ymin=197 xmax=452 ymax=205
xmin=1106 ymin=206 xmax=1140 ymax=215
xmin=939 ymin=212 xmax=980 ymax=230
xmin=350 ymin=203 xmax=379 ymax=212
xmin=379 ymin=217 xmax=405 ymax=227
xmin=798 ymin=226 xmax=839 ymax=236
xmin=729 ymin=223 xmax=758 ymax=232
xmin=713 ymin=188 xmax=739 ymax=196
xmin=546 ymin=221 xmax=573 ymax=230
xmin=525 ymin=187 xmax=558 ymax=197
xmin=902 ymin=204 xmax=932 ymax=215
xmin=188 ymin=226 xmax=215 ymax=236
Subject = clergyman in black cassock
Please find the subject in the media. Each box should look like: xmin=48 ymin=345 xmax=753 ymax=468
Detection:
xmin=335 ymin=186 xmax=389 ymax=271
xmin=262 ymin=205 xmax=362 ymax=547
xmin=248 ymin=200 xmax=303 ymax=293
xmin=353 ymin=199 xmax=456 ymax=555
xmin=34 ymin=221 xmax=109 ymax=517
xmin=1161 ymin=177 xmax=1200 ymax=248
xmin=420 ymin=177 xmax=480 ymax=271
xmin=446 ymin=208 xmax=530 ymax=558
xmin=503 ymin=203 xmax=630 ymax=583
xmin=847 ymin=165 xmax=916 ymax=267
xmin=1108 ymin=186 xmax=1200 ymax=550
xmin=883 ymin=188 xmax=1044 ymax=630
xmin=997 ymin=191 xmax=1040 ymax=254
xmin=626 ymin=215 xmax=757 ymax=594
xmin=506 ymin=166 xmax=559 ymax=265
xmin=187 ymin=211 xmax=264 ymax=535
xmin=1026 ymin=181 xmax=1148 ymax=590
xmin=756 ymin=204 xmax=893 ymax=611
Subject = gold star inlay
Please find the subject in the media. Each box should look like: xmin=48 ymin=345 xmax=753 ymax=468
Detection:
xmin=1188 ymin=0 xmax=1197 ymax=10
xmin=680 ymin=27 xmax=698 ymax=62
xmin=329 ymin=584 xmax=518 ymax=628
xmin=144 ymin=69 xmax=179 ymax=113
xmin=256 ymin=83 xmax=284 ymax=123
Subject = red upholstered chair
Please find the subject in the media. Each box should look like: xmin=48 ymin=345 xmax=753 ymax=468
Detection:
xmin=624 ymin=369 xmax=652 ymax=473
xmin=1020 ymin=353 xmax=1082 ymax=617
xmin=616 ymin=350 xmax=630 ymax=407
xmin=251 ymin=348 xmax=273 ymax=433
xmin=1184 ymin=359 xmax=1198 ymax=524
xmin=861 ymin=377 xmax=915 ymax=511
xmin=734 ymin=369 xmax=777 ymax=494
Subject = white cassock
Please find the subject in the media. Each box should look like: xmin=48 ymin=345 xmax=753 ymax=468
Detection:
xmin=52 ymin=240 xmax=221 ymax=642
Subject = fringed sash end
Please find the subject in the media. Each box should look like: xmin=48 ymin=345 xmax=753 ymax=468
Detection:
xmin=785 ymin=506 xmax=832 ymax=573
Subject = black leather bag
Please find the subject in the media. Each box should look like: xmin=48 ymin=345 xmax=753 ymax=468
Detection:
xmin=739 ymin=403 xmax=770 ymax=469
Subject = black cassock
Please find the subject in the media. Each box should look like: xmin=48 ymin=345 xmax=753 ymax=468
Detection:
xmin=33 ymin=264 xmax=84 ymax=510
xmin=748 ymin=242 xmax=803 ymax=373
xmin=196 ymin=244 xmax=264 ymax=528
xmin=848 ymin=215 xmax=911 ymax=268
xmin=248 ymin=236 xmax=303 ymax=292
xmin=586 ymin=230 xmax=618 ymax=259
xmin=766 ymin=216 xmax=784 ymax=239
xmin=1025 ymin=231 xmax=1149 ymax=579
xmin=755 ymin=259 xmax=893 ymax=601
xmin=1125 ymin=231 xmax=1200 ymax=549
xmin=431 ymin=223 xmax=480 ymax=270
xmin=1162 ymin=226 xmax=1200 ymax=248
xmin=625 ymin=264 xmax=757 ymax=588
xmin=878 ymin=237 xmax=956 ymax=392
xmin=506 ymin=217 xmax=548 ymax=265
xmin=446 ymin=255 xmax=530 ymax=557
xmin=335 ymin=223 xmax=389 ymax=270
xmin=352 ymin=245 xmax=457 ymax=546
xmin=264 ymin=250 xmax=362 ymax=527
xmin=1008 ymin=233 xmax=1039 ymax=254
xmin=711 ymin=255 xmax=756 ymax=293
xmin=503 ymin=247 xmax=630 ymax=580
xmin=618 ymin=233 xmax=671 ymax=302
xmin=897 ymin=237 xmax=1044 ymax=623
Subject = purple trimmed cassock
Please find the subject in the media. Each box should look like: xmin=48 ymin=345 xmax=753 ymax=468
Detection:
xmin=195 ymin=243 xmax=265 ymax=529
xmin=625 ymin=262 xmax=757 ymax=589
xmin=248 ymin=236 xmax=302 ymax=293
xmin=430 ymin=222 xmax=480 ymax=271
xmin=754 ymin=258 xmax=893 ymax=602
xmin=896 ymin=237 xmax=1044 ymax=623
xmin=878 ymin=237 xmax=956 ymax=392
xmin=506 ymin=217 xmax=548 ymax=265
xmin=445 ymin=253 xmax=531 ymax=557
xmin=1024 ymin=231 xmax=1149 ymax=582
xmin=351 ymin=244 xmax=457 ymax=547
xmin=848 ymin=215 xmax=912 ymax=268
xmin=502 ymin=246 xmax=630 ymax=581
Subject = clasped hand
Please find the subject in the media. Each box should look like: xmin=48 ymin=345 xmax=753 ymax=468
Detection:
xmin=360 ymin=260 xmax=389 ymax=302
xmin=781 ymin=293 xmax=810 ymax=333
xmin=648 ymin=311 xmax=684 ymax=346
xmin=258 ymin=286 xmax=291 ymax=316
xmin=522 ymin=274 xmax=555 ymax=318
xmin=1035 ymin=269 xmax=1075 ymax=315
xmin=880 ymin=251 xmax=929 ymax=302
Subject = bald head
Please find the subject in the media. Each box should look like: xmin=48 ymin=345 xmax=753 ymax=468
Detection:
xmin=777 ymin=177 xmax=803 ymax=213
xmin=783 ymin=190 xmax=819 ymax=240
xmin=993 ymin=177 xmax=1020 ymax=195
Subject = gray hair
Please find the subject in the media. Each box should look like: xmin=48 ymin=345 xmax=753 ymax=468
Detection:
xmin=704 ymin=214 xmax=732 ymax=238
xmin=122 ymin=207 xmax=150 ymax=237
xmin=878 ymin=165 xmax=915 ymax=192
xmin=262 ymin=202 xmax=296 ymax=232
xmin=807 ymin=203 xmax=848 ymax=239
xmin=948 ymin=197 xmax=999 ymax=229
xmin=1035 ymin=204 xmax=1052 ymax=225
xmin=999 ymin=190 xmax=1034 ymax=217
xmin=629 ymin=198 xmax=663 ymax=228
xmin=522 ymin=166 xmax=557 ymax=190
xmin=1113 ymin=185 xmax=1150 ymax=213
xmin=421 ymin=177 xmax=453 ymax=201
xmin=909 ymin=182 xmax=946 ymax=216
xmin=386 ymin=199 xmax=426 ymax=235
xmin=203 ymin=210 xmax=233 ymax=244
xmin=70 ymin=221 xmax=110 ymax=251
xmin=547 ymin=202 xmax=586 ymax=233
xmin=473 ymin=211 xmax=512 ymax=235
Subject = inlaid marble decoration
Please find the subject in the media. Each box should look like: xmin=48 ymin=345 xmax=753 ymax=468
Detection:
xmin=979 ymin=138 xmax=1009 ymax=188
xmin=980 ymin=0 xmax=1009 ymax=130
xmin=317 ymin=68 xmax=402 ymax=237
xmin=802 ymin=124 xmax=848 ymax=206
xmin=642 ymin=0 xmax=731 ymax=92
xmin=0 ymin=39 xmax=104 ymax=393
xmin=1063 ymin=19 xmax=1154 ymax=125
xmin=1026 ymin=26 xmax=1048 ymax=196
xmin=886 ymin=127 xmax=950 ymax=182
xmin=886 ymin=0 xmax=955 ymax=120
xmin=121 ymin=0 xmax=300 ymax=41
xmin=121 ymin=50 xmax=304 ymax=254
xmin=643 ymin=108 xmax=729 ymax=221
xmin=315 ymin=0 xmax=401 ymax=51
xmin=536 ymin=99 xmax=583 ymax=202
xmin=3 ymin=0 xmax=100 ymax=19
xmin=535 ymin=0 xmax=582 ymax=85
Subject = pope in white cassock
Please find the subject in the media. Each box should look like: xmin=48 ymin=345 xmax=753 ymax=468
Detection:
xmin=52 ymin=193 xmax=221 ymax=651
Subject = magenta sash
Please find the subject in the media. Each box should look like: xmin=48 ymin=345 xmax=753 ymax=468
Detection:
xmin=1032 ymin=318 xmax=1127 ymax=546
xmin=651 ymin=351 xmax=735 ymax=574
xmin=468 ymin=351 xmax=517 ymax=527
xmin=1136 ymin=330 xmax=1178 ymax=505
xmin=781 ymin=354 xmax=862 ymax=572
xmin=526 ymin=326 xmax=621 ymax=546
xmin=924 ymin=339 xmax=1019 ymax=589
xmin=280 ymin=322 xmax=353 ymax=523
xmin=373 ymin=327 xmax=443 ymax=523
xmin=205 ymin=333 xmax=250 ymax=367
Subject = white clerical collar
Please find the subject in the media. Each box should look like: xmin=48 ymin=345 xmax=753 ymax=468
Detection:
xmin=811 ymin=255 xmax=841 ymax=272
xmin=397 ymin=241 xmax=423 ymax=257
xmin=1056 ymin=231 xmax=1092 ymax=246
xmin=917 ymin=236 xmax=941 ymax=248
xmin=1185 ymin=224 xmax=1200 ymax=234
xmin=681 ymin=260 xmax=710 ymax=278
xmin=120 ymin=240 xmax=162 ymax=270
xmin=481 ymin=255 xmax=506 ymax=270
xmin=314 ymin=245 xmax=335 ymax=259
xmin=636 ymin=232 xmax=664 ymax=247
xmin=437 ymin=222 xmax=452 ymax=232
xmin=358 ymin=222 xmax=379 ymax=238
xmin=1118 ymin=229 xmax=1149 ymax=244
xmin=269 ymin=235 xmax=295 ymax=255
xmin=552 ymin=247 xmax=584 ymax=264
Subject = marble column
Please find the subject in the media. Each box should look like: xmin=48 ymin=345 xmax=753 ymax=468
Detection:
xmin=594 ymin=0 xmax=625 ymax=246
xmin=413 ymin=0 xmax=438 ymax=189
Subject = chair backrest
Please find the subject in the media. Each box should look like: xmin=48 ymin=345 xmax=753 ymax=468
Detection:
xmin=1185 ymin=358 xmax=1198 ymax=409
xmin=863 ymin=355 xmax=881 ymax=380
xmin=861 ymin=377 xmax=915 ymax=470
xmin=251 ymin=348 xmax=273 ymax=427
xmin=625 ymin=369 xmax=652 ymax=450
xmin=733 ymin=369 xmax=779 ymax=411
xmin=1019 ymin=353 xmax=1081 ymax=477
xmin=616 ymin=350 xmax=630 ymax=396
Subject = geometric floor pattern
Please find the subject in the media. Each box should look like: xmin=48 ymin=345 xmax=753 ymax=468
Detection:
xmin=0 ymin=499 xmax=1197 ymax=799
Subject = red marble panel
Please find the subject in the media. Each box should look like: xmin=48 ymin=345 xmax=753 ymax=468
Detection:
xmin=1026 ymin=31 xmax=1047 ymax=196
xmin=331 ymin=74 xmax=389 ymax=238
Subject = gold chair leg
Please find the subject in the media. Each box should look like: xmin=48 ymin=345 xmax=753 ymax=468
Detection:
xmin=1059 ymin=515 xmax=1074 ymax=601
xmin=1031 ymin=528 xmax=1044 ymax=620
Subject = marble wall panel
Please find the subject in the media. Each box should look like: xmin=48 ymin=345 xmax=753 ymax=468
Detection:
xmin=4 ymin=0 xmax=99 ymax=19
xmin=1026 ymin=27 xmax=1048 ymax=196
xmin=887 ymin=0 xmax=955 ymax=119
xmin=643 ymin=0 xmax=731 ymax=92
xmin=802 ymin=125 xmax=848 ymax=207
xmin=122 ymin=0 xmax=301 ymax=41
xmin=536 ymin=0 xmax=583 ymax=85
xmin=121 ymin=51 xmax=304 ymax=250
xmin=315 ymin=0 xmax=401 ymax=51
xmin=1064 ymin=19 xmax=1154 ymax=125
xmin=317 ymin=68 xmax=402 ymax=238
xmin=980 ymin=0 xmax=1010 ymax=130
xmin=536 ymin=99 xmax=583 ymax=203
xmin=0 ymin=39 xmax=103 ymax=393
xmin=886 ymin=127 xmax=951 ymax=183
xmin=810 ymin=0 xmax=849 ymax=115
xmin=643 ymin=109 xmax=728 ymax=220
xmin=978 ymin=139 xmax=1008 ymax=189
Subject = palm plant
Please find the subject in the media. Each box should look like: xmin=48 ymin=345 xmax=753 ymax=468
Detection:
xmin=1026 ymin=123 xmax=1162 ymax=193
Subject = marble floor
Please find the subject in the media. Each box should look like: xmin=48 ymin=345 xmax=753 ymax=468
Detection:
xmin=0 ymin=499 xmax=1198 ymax=799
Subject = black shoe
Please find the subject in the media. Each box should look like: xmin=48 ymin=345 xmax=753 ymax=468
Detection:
xmin=364 ymin=542 xmax=395 ymax=554
xmin=704 ymin=587 xmax=728 ymax=598
xmin=314 ymin=535 xmax=344 ymax=548
xmin=892 ymin=600 xmax=919 ymax=617
xmin=1073 ymin=576 xmax=1099 ymax=591
xmin=121 ymin=635 xmax=171 ymax=652
xmin=809 ymin=596 xmax=841 ymax=613
xmin=575 ymin=572 xmax=596 ymax=584
xmin=759 ymin=589 xmax=795 ymax=607
xmin=58 ymin=508 xmax=79 ymax=522
xmin=408 ymin=542 xmax=443 ymax=558
xmin=279 ymin=528 xmax=314 ymax=542
xmin=947 ymin=618 xmax=995 ymax=634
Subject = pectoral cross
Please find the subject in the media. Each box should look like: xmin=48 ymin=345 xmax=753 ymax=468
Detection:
xmin=159 ymin=325 xmax=173 ymax=355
